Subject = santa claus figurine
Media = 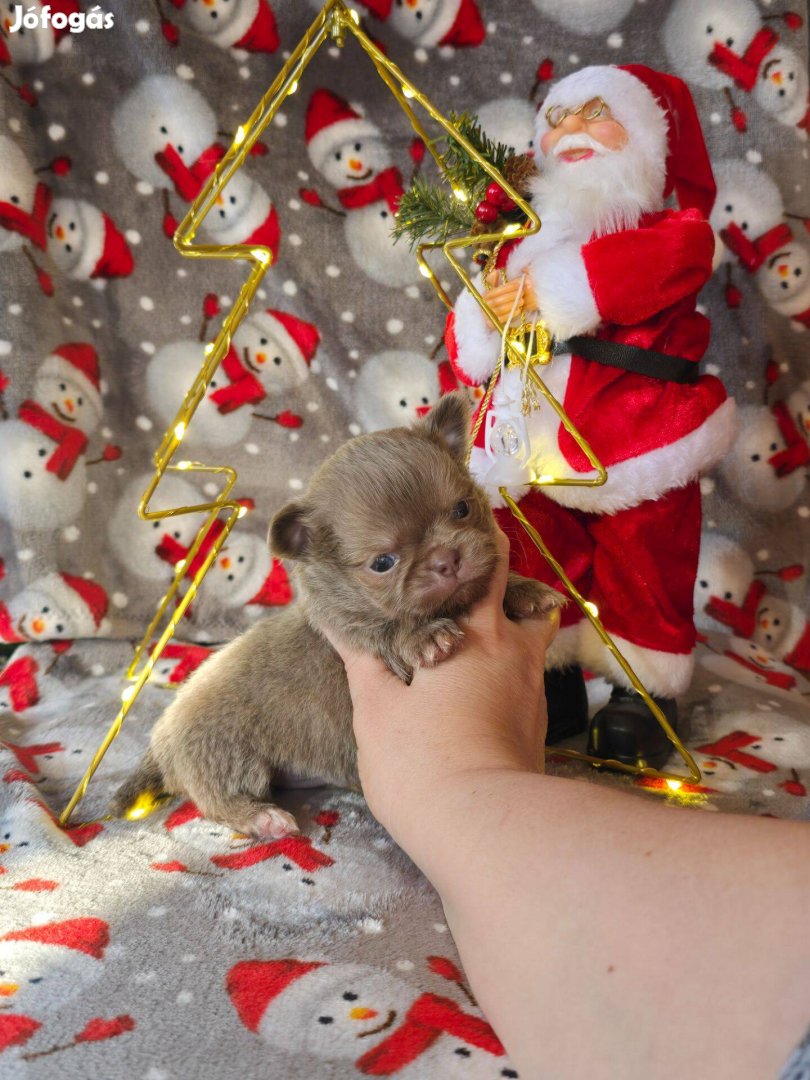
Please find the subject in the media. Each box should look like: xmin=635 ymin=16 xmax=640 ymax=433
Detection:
xmin=446 ymin=64 xmax=738 ymax=770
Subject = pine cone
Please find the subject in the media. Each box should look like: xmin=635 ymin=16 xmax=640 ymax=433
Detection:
xmin=502 ymin=153 xmax=539 ymax=196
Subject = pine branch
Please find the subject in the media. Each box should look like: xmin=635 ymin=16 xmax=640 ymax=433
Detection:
xmin=392 ymin=177 xmax=473 ymax=249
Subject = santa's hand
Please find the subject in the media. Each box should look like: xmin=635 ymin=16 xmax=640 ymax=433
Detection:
xmin=484 ymin=270 xmax=539 ymax=323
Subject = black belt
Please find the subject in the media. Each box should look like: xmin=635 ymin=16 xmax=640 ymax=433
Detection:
xmin=553 ymin=335 xmax=700 ymax=386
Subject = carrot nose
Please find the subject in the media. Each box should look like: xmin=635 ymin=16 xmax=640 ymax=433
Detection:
xmin=216 ymin=194 xmax=224 ymax=206
xmin=220 ymin=556 xmax=231 ymax=570
xmin=31 ymin=618 xmax=46 ymax=635
xmin=203 ymin=0 xmax=215 ymax=6
xmin=348 ymin=158 xmax=363 ymax=171
xmin=0 ymin=983 xmax=19 ymax=998
xmin=2 ymin=19 xmax=11 ymax=30
xmin=772 ymin=71 xmax=783 ymax=84
xmin=56 ymin=225 xmax=65 ymax=240
xmin=255 ymin=352 xmax=266 ymax=364
xmin=415 ymin=405 xmax=431 ymax=417
xmin=65 ymin=399 xmax=75 ymax=412
xmin=760 ymin=618 xmax=770 ymax=629
xmin=778 ymin=264 xmax=789 ymax=277
xmin=350 ymin=1007 xmax=378 ymax=1021
xmin=0 ymin=843 xmax=9 ymax=854
xmin=406 ymin=0 xmax=418 ymax=7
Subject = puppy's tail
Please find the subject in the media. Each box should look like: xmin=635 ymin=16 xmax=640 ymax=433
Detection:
xmin=110 ymin=748 xmax=166 ymax=818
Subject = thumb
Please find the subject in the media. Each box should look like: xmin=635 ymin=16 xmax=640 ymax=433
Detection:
xmin=319 ymin=625 xmax=391 ymax=685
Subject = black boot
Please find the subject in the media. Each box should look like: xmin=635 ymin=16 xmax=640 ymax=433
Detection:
xmin=587 ymin=687 xmax=678 ymax=770
xmin=545 ymin=666 xmax=589 ymax=745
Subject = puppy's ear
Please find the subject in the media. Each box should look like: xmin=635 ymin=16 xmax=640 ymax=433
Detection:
xmin=420 ymin=391 xmax=471 ymax=462
xmin=269 ymin=502 xmax=312 ymax=559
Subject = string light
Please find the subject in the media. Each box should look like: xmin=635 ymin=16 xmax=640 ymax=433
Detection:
xmin=173 ymin=421 xmax=186 ymax=441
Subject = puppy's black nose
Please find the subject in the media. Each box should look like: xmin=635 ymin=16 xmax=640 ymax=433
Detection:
xmin=429 ymin=547 xmax=461 ymax=578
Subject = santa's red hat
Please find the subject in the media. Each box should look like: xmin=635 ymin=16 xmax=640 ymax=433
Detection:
xmin=305 ymin=89 xmax=379 ymax=172
xmin=534 ymin=64 xmax=716 ymax=218
xmin=0 ymin=655 xmax=40 ymax=712
xmin=250 ymin=309 xmax=320 ymax=383
xmin=227 ymin=959 xmax=325 ymax=1033
xmin=0 ymin=917 xmax=109 ymax=959
xmin=38 ymin=343 xmax=101 ymax=412
xmin=164 ymin=800 xmax=203 ymax=831
xmin=93 ymin=214 xmax=134 ymax=279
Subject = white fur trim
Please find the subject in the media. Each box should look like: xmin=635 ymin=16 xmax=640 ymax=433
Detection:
xmin=534 ymin=66 xmax=669 ymax=200
xmin=545 ymin=623 xmax=581 ymax=671
xmin=579 ymin=621 xmax=694 ymax=697
xmin=545 ymin=397 xmax=738 ymax=514
xmin=522 ymin=241 xmax=601 ymax=339
xmin=451 ymin=276 xmax=499 ymax=385
xmin=307 ymin=117 xmax=380 ymax=174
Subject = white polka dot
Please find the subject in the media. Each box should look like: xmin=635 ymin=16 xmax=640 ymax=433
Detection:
xmin=17 ymin=549 xmax=33 ymax=562
xmin=71 ymin=296 xmax=84 ymax=309
xmin=396 ymin=959 xmax=414 ymax=971
xmin=405 ymin=284 xmax=420 ymax=299
xmin=203 ymin=482 xmax=218 ymax=497
xmin=348 ymin=369 xmax=356 ymax=379
xmin=140 ymin=342 xmax=156 ymax=356
xmin=297 ymin=170 xmax=309 ymax=182
xmin=348 ymin=349 xmax=360 ymax=360
xmin=177 ymin=268 xmax=187 ymax=278
xmin=745 ymin=380 xmax=756 ymax=390
xmin=181 ymin=953 xmax=196 ymax=963
xmin=244 ymin=443 xmax=259 ymax=455
xmin=179 ymin=315 xmax=191 ymax=325
xmin=486 ymin=21 xmax=497 ymax=32
xmin=705 ymin=362 xmax=720 ymax=376
xmin=82 ymin=71 xmax=95 ymax=85
xmin=780 ymin=361 xmax=790 ymax=372
xmin=63 ymin=526 xmax=80 ymax=542
xmin=32 ymin=79 xmax=44 ymax=91
xmin=341 ymin=310 xmax=355 ymax=323
xmin=95 ymin=171 xmax=109 ymax=185
xmin=499 ymin=72 xmax=513 ymax=84
xmin=310 ymin=359 xmax=322 ymax=374
xmin=135 ymin=18 xmax=149 ymax=33
xmin=319 ymin=433 xmax=331 ymax=443
xmin=756 ymin=702 xmax=772 ymax=711
xmin=568 ymin=53 xmax=580 ymax=64
xmin=91 ymin=663 xmax=105 ymax=677
xmin=348 ymin=423 xmax=361 ymax=436
xmin=710 ymin=112 xmax=721 ymax=125
xmin=756 ymin=549 xmax=770 ymax=562
xmin=289 ymin=233 xmax=302 ymax=247
xmin=91 ymin=319 xmax=102 ymax=329
xmin=8 ymin=304 xmax=22 ymax=315
xmin=176 ymin=990 xmax=194 ymax=1004
xmin=414 ymin=47 xmax=428 ymax=63
xmin=274 ymin=112 xmax=287 ymax=128
xmin=797 ymin=506 xmax=810 ymax=518
xmin=283 ymin=280 xmax=298 ymax=296
xmin=746 ymin=149 xmax=763 ymax=164
xmin=288 ymin=478 xmax=304 ymax=491
xmin=239 ymin=66 xmax=251 ymax=80
xmin=386 ymin=318 xmax=404 ymax=335
xmin=306 ymin=402 xmax=319 ymax=413
xmin=8 ymin=117 xmax=21 ymax=133
xmin=449 ymin=75 xmax=460 ymax=87
xmin=134 ymin=970 xmax=157 ymax=983
xmin=0 ymin=340 xmax=10 ymax=356
xmin=325 ymin=264 xmax=341 ymax=278
xmin=176 ymin=64 xmax=194 ymax=81
xmin=325 ymin=376 xmax=339 ymax=391
xmin=762 ymin=788 xmax=775 ymax=797
xmin=126 ymin=230 xmax=142 ymax=245
xmin=606 ymin=32 xmax=623 ymax=48
xmin=136 ymin=180 xmax=154 ymax=196
xmin=148 ymin=906 xmax=168 ymax=918
xmin=140 ymin=296 xmax=155 ymax=311
xmin=522 ymin=35 xmax=533 ymax=44
xmin=136 ymin=415 xmax=153 ymax=431
xmin=699 ymin=477 xmax=715 ymax=496
xmin=145 ymin=1070 xmax=168 ymax=1080
xmin=61 ymin=316 xmax=74 ymax=328
xmin=112 ymin=593 xmax=129 ymax=609
xmin=288 ymin=198 xmax=301 ymax=211
xmin=87 ymin=481 xmax=98 ymax=494
xmin=222 ymin=906 xmax=240 ymax=919
xmin=289 ymin=431 xmax=300 ymax=442
xmin=48 ymin=124 xmax=66 ymax=142
xmin=328 ymin=45 xmax=340 ymax=58
xmin=708 ymin=684 xmax=723 ymax=694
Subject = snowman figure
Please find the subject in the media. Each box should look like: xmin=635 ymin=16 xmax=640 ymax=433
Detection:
xmin=0 ymin=918 xmax=110 ymax=1056
xmin=530 ymin=0 xmax=634 ymax=36
xmin=0 ymin=653 xmax=45 ymax=713
xmin=719 ymin=404 xmax=806 ymax=512
xmin=0 ymin=137 xmax=48 ymax=255
xmin=226 ymin=958 xmax=514 ymax=1076
xmin=46 ymin=197 xmax=134 ymax=282
xmin=0 ymin=421 xmax=85 ymax=532
xmin=202 ymin=532 xmax=292 ymax=611
xmin=0 ymin=799 xmax=75 ymax=862
xmin=304 ymin=89 xmax=418 ymax=288
xmin=170 ymin=0 xmax=280 ymax=55
xmin=30 ymin=341 xmax=104 ymax=438
xmin=198 ymin=168 xmax=280 ymax=258
xmin=146 ymin=341 xmax=255 ymax=449
xmin=475 ymin=98 xmax=536 ymax=157
xmin=0 ymin=573 xmax=109 ymax=644
xmin=700 ymin=634 xmax=809 ymax=695
xmin=229 ymin=307 xmax=320 ymax=402
xmin=693 ymin=532 xmax=757 ymax=635
xmin=695 ymin=710 xmax=810 ymax=775
xmin=107 ymin=472 xmax=204 ymax=582
xmin=756 ymin=237 xmax=810 ymax=331
xmin=112 ymin=74 xmax=223 ymax=211
xmin=662 ymin=0 xmax=763 ymax=91
xmin=753 ymin=594 xmax=810 ymax=674
xmin=753 ymin=47 xmax=810 ymax=138
xmin=0 ymin=0 xmax=79 ymax=64
xmin=709 ymin=160 xmax=787 ymax=284
xmin=147 ymin=642 xmax=213 ymax=688
xmin=354 ymin=351 xmax=440 ymax=432
xmin=386 ymin=0 xmax=486 ymax=49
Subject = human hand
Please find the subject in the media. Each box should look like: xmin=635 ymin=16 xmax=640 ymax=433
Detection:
xmin=324 ymin=530 xmax=558 ymax=849
xmin=484 ymin=270 xmax=539 ymax=323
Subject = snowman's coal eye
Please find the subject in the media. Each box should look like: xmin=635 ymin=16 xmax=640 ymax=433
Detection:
xmin=705 ymin=24 xmax=713 ymax=33
xmin=789 ymin=72 xmax=795 ymax=80
xmin=775 ymin=736 xmax=784 ymax=741
xmin=455 ymin=1047 xmax=471 ymax=1057
xmin=421 ymin=397 xmax=429 ymax=404
xmin=779 ymin=89 xmax=786 ymax=97
xmin=10 ymin=195 xmax=20 ymax=204
xmin=173 ymin=531 xmax=181 ymax=539
xmin=416 ymin=8 xmax=422 ymax=17
xmin=56 ymin=624 xmax=64 ymax=633
xmin=29 ymin=977 xmax=43 ymax=984
xmin=723 ymin=592 xmax=732 ymax=600
xmin=66 ymin=244 xmax=72 ymax=253
xmin=380 ymin=210 xmax=389 ymax=219
xmin=725 ymin=37 xmax=734 ymax=46
xmin=273 ymin=356 xmax=282 ymax=366
xmin=60 ymin=383 xmax=66 ymax=390
xmin=343 ymin=992 xmax=358 ymax=1001
xmin=219 ymin=210 xmax=226 ymax=218
xmin=724 ymin=203 xmax=732 ymax=212
xmin=229 ymin=196 xmax=236 ymax=204
xmin=318 ymin=1016 xmax=334 ymax=1024
xmin=751 ymin=453 xmax=761 ymax=461
xmin=153 ymin=521 xmax=161 ymax=529
xmin=23 ymin=470 xmax=32 ymax=478
xmin=227 ymin=574 xmax=234 ymax=581
xmin=260 ymin=337 xmax=268 ymax=345
xmin=69 ymin=221 xmax=76 ymax=231
xmin=38 ymin=449 xmax=46 ymax=457
xmin=237 ymin=555 xmax=244 ymax=563
xmin=42 ymin=606 xmax=49 ymax=613
xmin=177 ymin=145 xmax=184 ymax=154
xmin=334 ymin=151 xmax=342 ymax=161
xmin=160 ymin=125 xmax=168 ymax=134
xmin=741 ymin=221 xmax=748 ymax=231
xmin=399 ymin=398 xmax=407 ymax=408
xmin=502 ymin=1069 xmax=519 ymax=1078
xmin=699 ymin=580 xmax=708 ymax=588
xmin=774 ymin=618 xmax=781 ymax=625
xmin=282 ymin=863 xmax=292 ymax=870
xmin=301 ymin=877 xmax=315 ymax=886
xmin=354 ymin=142 xmax=362 ymax=151
xmin=770 ymin=443 xmax=778 ymax=451
xmin=77 ymin=397 xmax=83 ymax=405
xmin=795 ymin=269 xmax=802 ymax=277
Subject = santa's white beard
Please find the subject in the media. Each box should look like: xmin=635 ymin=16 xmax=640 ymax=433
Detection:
xmin=529 ymin=135 xmax=664 ymax=244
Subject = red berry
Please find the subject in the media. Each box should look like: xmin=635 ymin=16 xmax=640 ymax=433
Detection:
xmin=249 ymin=142 xmax=268 ymax=157
xmin=102 ymin=445 xmax=122 ymax=462
xmin=784 ymin=11 xmax=803 ymax=30
xmin=536 ymin=58 xmax=554 ymax=82
xmin=409 ymin=137 xmax=426 ymax=164
xmin=50 ymin=156 xmax=72 ymax=176
xmin=731 ymin=105 xmax=747 ymax=133
xmin=765 ymin=359 xmax=780 ymax=386
xmin=203 ymin=292 xmax=220 ymax=319
xmin=161 ymin=17 xmax=180 ymax=45
xmin=725 ymin=283 xmax=742 ymax=308
xmin=275 ymin=410 xmax=303 ymax=429
xmin=299 ymin=187 xmax=322 ymax=208
xmin=779 ymin=779 xmax=807 ymax=797
xmin=475 ymin=200 xmax=498 ymax=224
xmin=777 ymin=564 xmax=804 ymax=582
xmin=486 ymin=182 xmax=505 ymax=205
xmin=18 ymin=84 xmax=38 ymax=107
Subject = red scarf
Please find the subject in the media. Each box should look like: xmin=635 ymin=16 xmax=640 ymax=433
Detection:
xmin=0 ymin=1013 xmax=41 ymax=1053
xmin=0 ymin=658 xmax=41 ymax=713
xmin=696 ymin=729 xmax=780 ymax=772
xmin=155 ymin=519 xmax=226 ymax=579
xmin=357 ymin=992 xmax=504 ymax=1075
xmin=790 ymin=304 xmax=810 ymax=329
xmin=769 ymin=400 xmax=810 ymax=477
xmin=0 ymin=182 xmax=53 ymax=252
xmin=720 ymin=220 xmax=793 ymax=273
xmin=704 ymin=580 xmax=766 ymax=638
xmin=0 ymin=602 xmax=25 ymax=643
xmin=798 ymin=97 xmax=810 ymax=136
xmin=208 ymin=346 xmax=265 ymax=415
xmin=159 ymin=643 xmax=212 ymax=684
xmin=211 ymin=835 xmax=334 ymax=872
xmin=155 ymin=142 xmax=226 ymax=202
xmin=4 ymin=740 xmax=62 ymax=774
xmin=722 ymin=652 xmax=797 ymax=692
xmin=337 ymin=166 xmax=403 ymax=214
xmin=17 ymin=400 xmax=88 ymax=480
xmin=708 ymin=27 xmax=778 ymax=92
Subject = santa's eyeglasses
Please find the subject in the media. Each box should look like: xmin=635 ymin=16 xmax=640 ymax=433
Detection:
xmin=545 ymin=97 xmax=609 ymax=129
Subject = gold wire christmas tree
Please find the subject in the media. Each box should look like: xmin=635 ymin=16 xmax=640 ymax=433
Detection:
xmin=60 ymin=0 xmax=699 ymax=827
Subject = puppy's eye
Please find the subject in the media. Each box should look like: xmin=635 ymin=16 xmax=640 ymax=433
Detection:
xmin=452 ymin=500 xmax=470 ymax=519
xmin=369 ymin=554 xmax=398 ymax=573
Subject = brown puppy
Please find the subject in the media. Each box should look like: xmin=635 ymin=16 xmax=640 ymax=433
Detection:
xmin=112 ymin=393 xmax=562 ymax=838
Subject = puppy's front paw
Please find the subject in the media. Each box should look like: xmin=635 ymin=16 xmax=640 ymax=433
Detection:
xmin=244 ymin=805 xmax=300 ymax=841
xmin=405 ymin=618 xmax=465 ymax=669
xmin=504 ymin=574 xmax=566 ymax=621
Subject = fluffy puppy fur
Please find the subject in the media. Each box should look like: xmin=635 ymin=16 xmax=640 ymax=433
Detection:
xmin=112 ymin=393 xmax=563 ymax=838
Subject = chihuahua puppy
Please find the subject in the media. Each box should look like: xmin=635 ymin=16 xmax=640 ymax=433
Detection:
xmin=112 ymin=393 xmax=562 ymax=838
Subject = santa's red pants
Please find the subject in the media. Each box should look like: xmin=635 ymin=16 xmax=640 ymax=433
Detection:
xmin=495 ymin=482 xmax=701 ymax=689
